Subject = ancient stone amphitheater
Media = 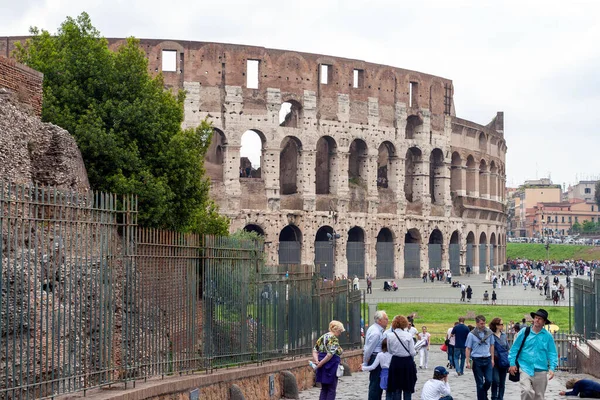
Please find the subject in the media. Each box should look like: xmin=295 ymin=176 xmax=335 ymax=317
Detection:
xmin=2 ymin=37 xmax=507 ymax=279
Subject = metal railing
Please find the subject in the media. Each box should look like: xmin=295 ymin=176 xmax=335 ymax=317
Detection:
xmin=0 ymin=182 xmax=362 ymax=399
xmin=373 ymin=297 xmax=571 ymax=307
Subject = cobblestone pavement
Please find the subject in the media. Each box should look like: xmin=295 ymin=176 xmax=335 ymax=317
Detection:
xmin=299 ymin=348 xmax=590 ymax=399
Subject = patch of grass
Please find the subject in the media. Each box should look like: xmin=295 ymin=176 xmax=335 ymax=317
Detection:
xmin=506 ymin=243 xmax=600 ymax=261
xmin=378 ymin=303 xmax=571 ymax=344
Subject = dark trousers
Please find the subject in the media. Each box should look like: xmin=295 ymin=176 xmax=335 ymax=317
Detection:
xmin=472 ymin=356 xmax=492 ymax=400
xmin=491 ymin=366 xmax=507 ymax=400
xmin=447 ymin=345 xmax=455 ymax=367
xmin=386 ymin=390 xmax=412 ymax=400
xmin=319 ymin=377 xmax=338 ymax=400
xmin=368 ymin=354 xmax=383 ymax=400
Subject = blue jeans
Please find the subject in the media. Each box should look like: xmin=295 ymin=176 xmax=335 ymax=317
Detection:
xmin=471 ymin=356 xmax=492 ymax=400
xmin=386 ymin=390 xmax=412 ymax=400
xmin=447 ymin=345 xmax=455 ymax=367
xmin=453 ymin=347 xmax=466 ymax=374
xmin=368 ymin=354 xmax=383 ymax=400
xmin=491 ymin=366 xmax=507 ymax=400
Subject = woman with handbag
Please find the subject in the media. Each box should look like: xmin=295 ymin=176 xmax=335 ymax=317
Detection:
xmin=385 ymin=315 xmax=417 ymax=400
xmin=312 ymin=320 xmax=345 ymax=400
xmin=489 ymin=317 xmax=510 ymax=400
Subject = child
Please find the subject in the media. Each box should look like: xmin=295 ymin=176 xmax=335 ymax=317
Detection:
xmin=360 ymin=338 xmax=392 ymax=390
xmin=421 ymin=366 xmax=453 ymax=400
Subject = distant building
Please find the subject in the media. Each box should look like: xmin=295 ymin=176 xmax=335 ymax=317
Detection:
xmin=567 ymin=180 xmax=598 ymax=203
xmin=508 ymin=179 xmax=561 ymax=237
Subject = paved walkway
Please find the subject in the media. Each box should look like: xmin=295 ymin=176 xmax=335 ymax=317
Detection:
xmin=299 ymin=348 xmax=591 ymax=399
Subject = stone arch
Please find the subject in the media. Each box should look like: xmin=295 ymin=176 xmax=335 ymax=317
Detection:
xmin=428 ymin=229 xmax=443 ymax=270
xmin=279 ymin=136 xmax=302 ymax=195
xmin=205 ymin=128 xmax=227 ymax=181
xmin=466 ymin=231 xmax=476 ymax=273
xmin=450 ymin=152 xmax=463 ymax=194
xmin=404 ymin=228 xmax=421 ymax=278
xmin=490 ymin=161 xmax=498 ymax=199
xmin=244 ymin=224 xmax=265 ymax=236
xmin=478 ymin=132 xmax=487 ymax=151
xmin=347 ymin=226 xmax=365 ymax=279
xmin=377 ymin=141 xmax=397 ymax=190
xmin=348 ymin=139 xmax=368 ymax=185
xmin=240 ymin=129 xmax=267 ymax=179
xmin=479 ymin=159 xmax=488 ymax=198
xmin=405 ymin=114 xmax=423 ymax=139
xmin=279 ymin=99 xmax=303 ymax=128
xmin=376 ymin=228 xmax=395 ymax=278
xmin=279 ymin=225 xmax=302 ymax=265
xmin=479 ymin=231 xmax=488 ymax=273
xmin=466 ymin=155 xmax=477 ymax=195
xmin=449 ymin=230 xmax=460 ymax=275
xmin=315 ymin=226 xmax=335 ymax=279
xmin=404 ymin=147 xmax=423 ymax=202
xmin=490 ymin=232 xmax=497 ymax=268
xmin=315 ymin=136 xmax=338 ymax=195
xmin=429 ymin=148 xmax=445 ymax=205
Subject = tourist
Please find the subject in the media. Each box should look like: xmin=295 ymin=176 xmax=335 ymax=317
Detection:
xmin=460 ymin=283 xmax=466 ymax=302
xmin=490 ymin=317 xmax=510 ymax=400
xmin=466 ymin=285 xmax=473 ymax=302
xmin=386 ymin=315 xmax=417 ymax=400
xmin=367 ymin=274 xmax=373 ymax=294
xmin=418 ymin=326 xmax=431 ymax=369
xmin=559 ymin=378 xmax=600 ymax=397
xmin=446 ymin=322 xmax=457 ymax=369
xmin=363 ymin=310 xmax=389 ymax=400
xmin=353 ymin=275 xmax=359 ymax=290
xmin=421 ymin=366 xmax=453 ymax=400
xmin=361 ymin=339 xmax=392 ymax=392
xmin=312 ymin=320 xmax=345 ymax=400
xmin=451 ymin=317 xmax=470 ymax=376
xmin=491 ymin=290 xmax=497 ymax=305
xmin=466 ymin=315 xmax=495 ymax=400
xmin=508 ymin=309 xmax=558 ymax=400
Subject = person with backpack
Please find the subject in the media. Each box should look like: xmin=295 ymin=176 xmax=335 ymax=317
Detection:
xmin=489 ymin=318 xmax=510 ymax=400
xmin=466 ymin=315 xmax=495 ymax=400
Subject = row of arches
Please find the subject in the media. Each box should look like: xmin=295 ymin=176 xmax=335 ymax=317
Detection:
xmin=244 ymin=224 xmax=506 ymax=279
xmin=207 ymin=129 xmax=506 ymax=204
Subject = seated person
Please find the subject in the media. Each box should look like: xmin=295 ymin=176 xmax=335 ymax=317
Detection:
xmin=483 ymin=290 xmax=489 ymax=301
xmin=383 ymin=281 xmax=391 ymax=291
xmin=421 ymin=366 xmax=453 ymax=400
xmin=391 ymin=281 xmax=398 ymax=291
xmin=559 ymin=378 xmax=600 ymax=397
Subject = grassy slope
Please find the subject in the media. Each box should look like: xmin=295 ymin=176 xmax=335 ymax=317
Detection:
xmin=378 ymin=303 xmax=571 ymax=344
xmin=506 ymin=243 xmax=600 ymax=261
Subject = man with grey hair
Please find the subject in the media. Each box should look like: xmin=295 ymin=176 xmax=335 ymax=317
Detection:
xmin=466 ymin=315 xmax=495 ymax=400
xmin=364 ymin=310 xmax=389 ymax=400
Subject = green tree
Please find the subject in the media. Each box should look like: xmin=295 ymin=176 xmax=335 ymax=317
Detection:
xmin=571 ymin=222 xmax=582 ymax=233
xmin=582 ymin=220 xmax=596 ymax=232
xmin=14 ymin=13 xmax=228 ymax=235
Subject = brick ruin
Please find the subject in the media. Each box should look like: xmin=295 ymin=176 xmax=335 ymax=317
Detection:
xmin=1 ymin=37 xmax=508 ymax=279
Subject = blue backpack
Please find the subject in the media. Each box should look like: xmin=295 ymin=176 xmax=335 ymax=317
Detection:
xmin=495 ymin=339 xmax=510 ymax=369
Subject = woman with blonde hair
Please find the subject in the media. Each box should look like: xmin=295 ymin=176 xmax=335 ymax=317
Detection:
xmin=312 ymin=320 xmax=345 ymax=400
xmin=385 ymin=315 xmax=417 ymax=399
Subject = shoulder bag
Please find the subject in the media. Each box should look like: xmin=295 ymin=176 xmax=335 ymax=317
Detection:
xmin=509 ymin=327 xmax=531 ymax=382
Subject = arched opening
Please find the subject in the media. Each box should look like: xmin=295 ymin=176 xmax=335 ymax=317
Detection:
xmin=314 ymin=226 xmax=335 ymax=279
xmin=490 ymin=233 xmax=497 ymax=269
xmin=377 ymin=142 xmax=396 ymax=190
xmin=479 ymin=232 xmax=488 ymax=274
xmin=347 ymin=227 xmax=365 ymax=279
xmin=376 ymin=228 xmax=394 ymax=278
xmin=279 ymin=100 xmax=303 ymax=128
xmin=449 ymin=231 xmax=460 ymax=275
xmin=240 ymin=129 xmax=265 ymax=179
xmin=348 ymin=139 xmax=368 ymax=186
xmin=244 ymin=224 xmax=265 ymax=236
xmin=315 ymin=136 xmax=337 ymax=195
xmin=479 ymin=159 xmax=488 ymax=198
xmin=490 ymin=161 xmax=498 ymax=199
xmin=466 ymin=231 xmax=475 ymax=273
xmin=466 ymin=155 xmax=476 ymax=196
xmin=451 ymin=152 xmax=463 ymax=195
xmin=404 ymin=147 xmax=422 ymax=202
xmin=205 ymin=128 xmax=227 ymax=181
xmin=405 ymin=115 xmax=423 ymax=140
xmin=428 ymin=229 xmax=443 ymax=270
xmin=429 ymin=148 xmax=445 ymax=204
xmin=478 ymin=132 xmax=487 ymax=151
xmin=280 ymin=136 xmax=302 ymax=195
xmin=404 ymin=229 xmax=421 ymax=278
xmin=279 ymin=225 xmax=302 ymax=265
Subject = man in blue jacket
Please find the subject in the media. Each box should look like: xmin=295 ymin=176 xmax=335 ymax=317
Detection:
xmin=508 ymin=309 xmax=558 ymax=400
xmin=559 ymin=378 xmax=600 ymax=397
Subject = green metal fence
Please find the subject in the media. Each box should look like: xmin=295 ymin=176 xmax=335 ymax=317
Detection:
xmin=573 ymin=275 xmax=599 ymax=339
xmin=0 ymin=182 xmax=362 ymax=399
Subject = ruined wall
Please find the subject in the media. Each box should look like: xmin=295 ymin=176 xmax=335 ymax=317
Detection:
xmin=0 ymin=55 xmax=42 ymax=115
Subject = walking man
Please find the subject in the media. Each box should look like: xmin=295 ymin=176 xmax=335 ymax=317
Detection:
xmin=508 ymin=309 xmax=557 ymax=400
xmin=451 ymin=317 xmax=470 ymax=376
xmin=466 ymin=315 xmax=495 ymax=400
xmin=366 ymin=274 xmax=373 ymax=294
xmin=364 ymin=310 xmax=389 ymax=400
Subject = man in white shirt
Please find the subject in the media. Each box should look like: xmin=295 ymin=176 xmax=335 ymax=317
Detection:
xmin=364 ymin=311 xmax=389 ymax=400
xmin=421 ymin=366 xmax=453 ymax=400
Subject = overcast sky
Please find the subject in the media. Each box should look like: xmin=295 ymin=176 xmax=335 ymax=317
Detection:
xmin=3 ymin=0 xmax=599 ymax=188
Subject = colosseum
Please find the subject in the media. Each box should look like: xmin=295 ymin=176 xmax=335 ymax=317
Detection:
xmin=2 ymin=38 xmax=508 ymax=280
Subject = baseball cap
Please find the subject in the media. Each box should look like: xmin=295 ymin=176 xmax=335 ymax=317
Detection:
xmin=434 ymin=366 xmax=449 ymax=376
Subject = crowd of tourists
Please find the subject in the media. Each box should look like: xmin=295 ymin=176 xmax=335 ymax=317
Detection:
xmin=310 ymin=308 xmax=600 ymax=400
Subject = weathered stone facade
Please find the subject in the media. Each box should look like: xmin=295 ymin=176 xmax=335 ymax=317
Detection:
xmin=1 ymin=37 xmax=506 ymax=279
